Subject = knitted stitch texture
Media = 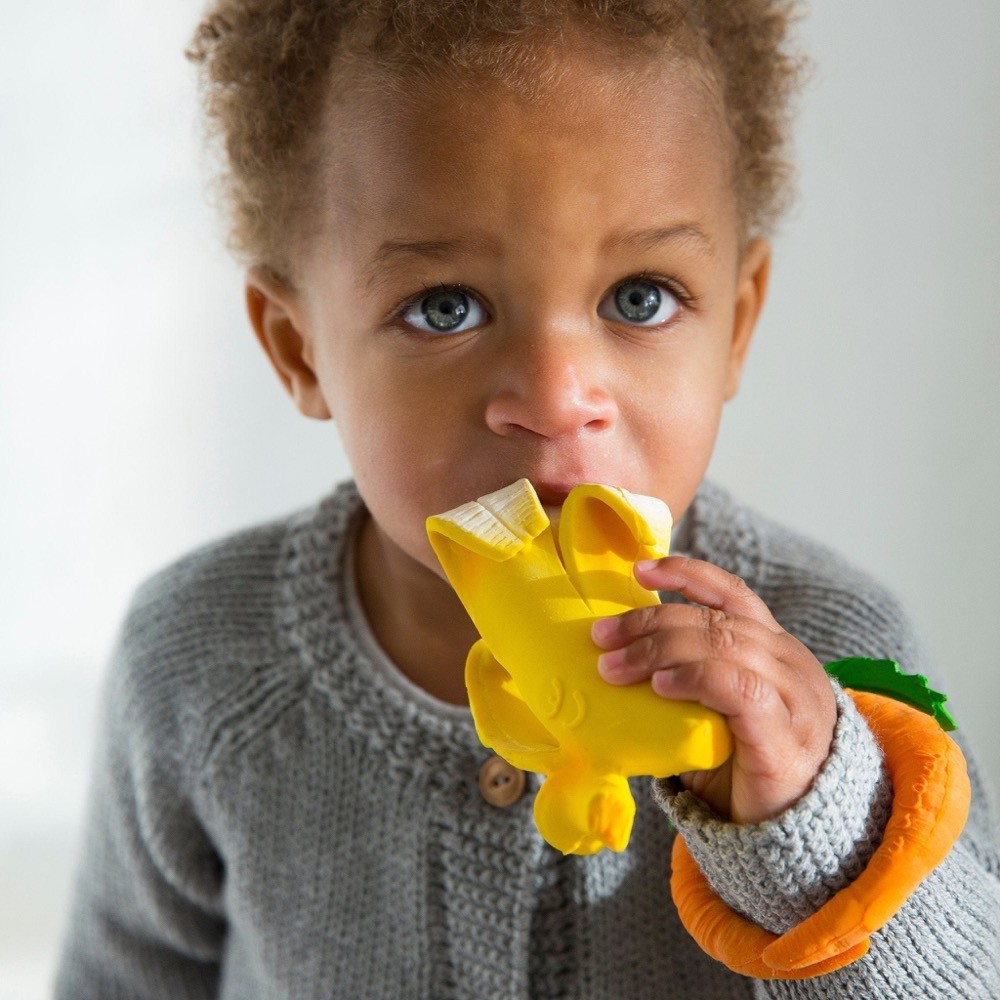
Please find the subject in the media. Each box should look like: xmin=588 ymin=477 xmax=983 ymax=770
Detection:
xmin=654 ymin=685 xmax=894 ymax=936
xmin=55 ymin=478 xmax=1000 ymax=999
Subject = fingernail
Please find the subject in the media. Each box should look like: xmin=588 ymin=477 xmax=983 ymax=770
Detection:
xmin=635 ymin=559 xmax=658 ymax=572
xmin=597 ymin=648 xmax=627 ymax=675
xmin=651 ymin=670 xmax=674 ymax=696
xmin=591 ymin=617 xmax=616 ymax=643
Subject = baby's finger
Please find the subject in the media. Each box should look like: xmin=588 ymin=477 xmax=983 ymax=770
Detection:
xmin=595 ymin=615 xmax=779 ymax=685
xmin=633 ymin=556 xmax=781 ymax=630
xmin=650 ymin=658 xmax=790 ymax=742
xmin=592 ymin=601 xmax=770 ymax=651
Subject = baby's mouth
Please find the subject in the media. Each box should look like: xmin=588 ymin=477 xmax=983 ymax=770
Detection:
xmin=533 ymin=484 xmax=575 ymax=540
xmin=534 ymin=484 xmax=573 ymax=507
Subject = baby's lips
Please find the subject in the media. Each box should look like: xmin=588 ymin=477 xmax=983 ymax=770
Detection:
xmin=532 ymin=482 xmax=574 ymax=506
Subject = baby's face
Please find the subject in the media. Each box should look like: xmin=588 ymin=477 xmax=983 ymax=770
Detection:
xmin=252 ymin=44 xmax=769 ymax=581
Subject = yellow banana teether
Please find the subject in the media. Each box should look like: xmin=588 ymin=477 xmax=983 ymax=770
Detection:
xmin=426 ymin=478 xmax=733 ymax=855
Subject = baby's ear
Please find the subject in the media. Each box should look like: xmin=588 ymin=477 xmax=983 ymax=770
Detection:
xmin=724 ymin=237 xmax=771 ymax=401
xmin=245 ymin=266 xmax=332 ymax=420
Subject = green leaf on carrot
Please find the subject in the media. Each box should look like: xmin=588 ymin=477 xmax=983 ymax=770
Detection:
xmin=823 ymin=657 xmax=956 ymax=731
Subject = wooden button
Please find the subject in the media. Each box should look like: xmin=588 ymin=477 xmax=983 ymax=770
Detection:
xmin=478 ymin=755 xmax=527 ymax=807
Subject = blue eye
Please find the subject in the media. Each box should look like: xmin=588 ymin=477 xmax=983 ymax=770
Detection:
xmin=397 ymin=275 xmax=683 ymax=335
xmin=599 ymin=277 xmax=680 ymax=327
xmin=401 ymin=286 xmax=487 ymax=335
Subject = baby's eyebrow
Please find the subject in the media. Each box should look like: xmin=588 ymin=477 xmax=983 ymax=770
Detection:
xmin=607 ymin=223 xmax=715 ymax=259
xmin=362 ymin=233 xmax=499 ymax=294
xmin=361 ymin=223 xmax=714 ymax=294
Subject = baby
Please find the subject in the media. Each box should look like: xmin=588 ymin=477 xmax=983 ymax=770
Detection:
xmin=56 ymin=1 xmax=1000 ymax=997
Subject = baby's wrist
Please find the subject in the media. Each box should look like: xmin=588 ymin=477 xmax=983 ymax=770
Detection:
xmin=653 ymin=681 xmax=891 ymax=935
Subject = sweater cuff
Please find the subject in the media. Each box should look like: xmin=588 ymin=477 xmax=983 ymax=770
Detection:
xmin=651 ymin=681 xmax=893 ymax=935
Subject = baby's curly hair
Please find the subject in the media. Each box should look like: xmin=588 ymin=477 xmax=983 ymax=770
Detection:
xmin=186 ymin=0 xmax=811 ymax=283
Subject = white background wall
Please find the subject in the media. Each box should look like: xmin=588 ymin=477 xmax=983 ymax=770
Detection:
xmin=1 ymin=1 xmax=997 ymax=994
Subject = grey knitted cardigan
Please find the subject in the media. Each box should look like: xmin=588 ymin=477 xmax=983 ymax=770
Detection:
xmin=56 ymin=478 xmax=1000 ymax=999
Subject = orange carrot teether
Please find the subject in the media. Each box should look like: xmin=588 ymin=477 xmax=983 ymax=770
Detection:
xmin=670 ymin=689 xmax=971 ymax=979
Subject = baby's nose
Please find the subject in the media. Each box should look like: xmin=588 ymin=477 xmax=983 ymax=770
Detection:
xmin=484 ymin=332 xmax=618 ymax=440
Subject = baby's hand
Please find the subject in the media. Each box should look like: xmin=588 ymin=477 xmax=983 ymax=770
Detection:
xmin=590 ymin=556 xmax=837 ymax=825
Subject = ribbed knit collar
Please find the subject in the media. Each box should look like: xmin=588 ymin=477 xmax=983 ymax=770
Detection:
xmin=280 ymin=481 xmax=484 ymax=778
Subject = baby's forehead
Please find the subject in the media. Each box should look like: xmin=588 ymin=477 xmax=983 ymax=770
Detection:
xmin=329 ymin=57 xmax=723 ymax=171
xmin=327 ymin=41 xmax=726 ymax=174
xmin=314 ymin=58 xmax=737 ymax=280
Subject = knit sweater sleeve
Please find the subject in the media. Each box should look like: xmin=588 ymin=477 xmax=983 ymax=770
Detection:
xmin=651 ymin=490 xmax=1000 ymax=997
xmin=654 ymin=687 xmax=1000 ymax=997
xmin=54 ymin=570 xmax=227 ymax=998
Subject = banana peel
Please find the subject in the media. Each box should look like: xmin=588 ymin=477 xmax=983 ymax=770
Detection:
xmin=426 ymin=478 xmax=733 ymax=855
